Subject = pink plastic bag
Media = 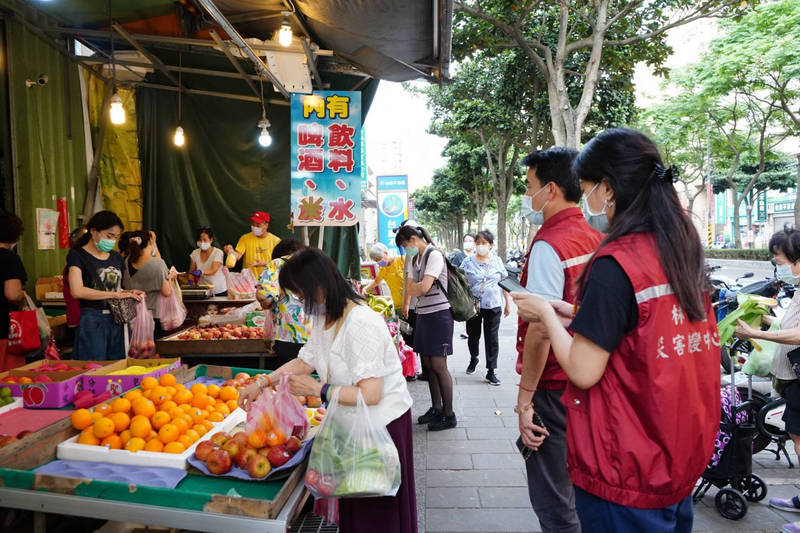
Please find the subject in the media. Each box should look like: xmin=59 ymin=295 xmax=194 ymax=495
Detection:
xmin=223 ymin=267 xmax=257 ymax=299
xmin=158 ymin=280 xmax=187 ymax=331
xmin=262 ymin=307 xmax=275 ymax=341
xmin=129 ymin=298 xmax=156 ymax=358
xmin=245 ymin=374 xmax=309 ymax=441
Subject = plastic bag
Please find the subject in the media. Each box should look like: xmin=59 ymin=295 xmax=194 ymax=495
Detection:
xmin=245 ymin=374 xmax=309 ymax=442
xmin=158 ymin=280 xmax=187 ymax=331
xmin=742 ymin=321 xmax=780 ymax=377
xmin=262 ymin=307 xmax=274 ymax=341
xmin=129 ymin=298 xmax=156 ymax=358
xmin=305 ymin=388 xmax=401 ymax=499
xmin=223 ymin=267 xmax=257 ymax=299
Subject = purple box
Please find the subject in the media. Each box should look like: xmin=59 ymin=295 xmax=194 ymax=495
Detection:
xmin=0 ymin=360 xmax=116 ymax=404
xmin=81 ymin=358 xmax=181 ymax=397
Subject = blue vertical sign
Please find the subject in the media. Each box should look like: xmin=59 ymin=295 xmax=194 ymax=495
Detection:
xmin=377 ymin=175 xmax=408 ymax=249
xmin=291 ymin=91 xmax=361 ymax=226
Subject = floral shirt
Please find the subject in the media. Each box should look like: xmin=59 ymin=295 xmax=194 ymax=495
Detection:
xmin=258 ymin=257 xmax=311 ymax=344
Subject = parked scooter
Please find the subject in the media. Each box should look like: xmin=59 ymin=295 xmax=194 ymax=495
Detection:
xmin=504 ymin=249 xmax=525 ymax=280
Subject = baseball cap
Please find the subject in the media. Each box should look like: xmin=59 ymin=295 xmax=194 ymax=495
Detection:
xmin=249 ymin=211 xmax=271 ymax=223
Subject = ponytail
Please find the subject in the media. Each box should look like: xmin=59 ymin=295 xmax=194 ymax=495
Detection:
xmin=394 ymin=224 xmax=435 ymax=248
xmin=127 ymin=230 xmax=151 ymax=263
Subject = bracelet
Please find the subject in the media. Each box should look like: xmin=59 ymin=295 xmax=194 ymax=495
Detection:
xmin=513 ymin=403 xmax=533 ymax=415
xmin=517 ymin=383 xmax=536 ymax=393
xmin=320 ymin=383 xmax=330 ymax=403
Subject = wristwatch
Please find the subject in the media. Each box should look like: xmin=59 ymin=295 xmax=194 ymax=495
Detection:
xmin=513 ymin=403 xmax=533 ymax=415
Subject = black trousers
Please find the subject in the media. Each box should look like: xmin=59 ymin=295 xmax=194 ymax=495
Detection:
xmin=465 ymin=307 xmax=501 ymax=370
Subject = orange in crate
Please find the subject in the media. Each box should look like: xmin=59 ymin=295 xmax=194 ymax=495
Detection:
xmin=151 ymin=411 xmax=171 ymax=430
xmin=191 ymin=394 xmax=210 ymax=409
xmin=172 ymin=417 xmax=190 ymax=434
xmin=130 ymin=417 xmax=152 ymax=439
xmin=141 ymin=376 xmax=158 ymax=390
xmin=145 ymin=439 xmax=164 ymax=452
xmin=158 ymin=424 xmax=179 ymax=444
xmin=163 ymin=441 xmax=185 ymax=454
xmin=92 ymin=418 xmax=115 ymax=439
xmin=132 ymin=398 xmax=156 ymax=418
xmin=120 ymin=430 xmax=132 ymax=445
xmin=101 ymin=434 xmax=123 ymax=450
xmin=125 ymin=437 xmax=146 ymax=453
xmin=111 ymin=398 xmax=131 ymax=413
xmin=78 ymin=430 xmax=100 ymax=445
xmin=206 ymin=384 xmax=221 ymax=398
xmin=124 ymin=389 xmax=143 ymax=402
xmin=192 ymin=424 xmax=208 ymax=436
xmin=159 ymin=373 xmax=177 ymax=387
xmin=190 ymin=383 xmax=207 ymax=397
xmin=71 ymin=409 xmax=93 ymax=430
xmin=208 ymin=412 xmax=224 ymax=423
xmin=150 ymin=386 xmax=169 ymax=405
xmin=95 ymin=403 xmax=112 ymax=416
xmin=219 ymin=386 xmax=238 ymax=402
xmin=173 ymin=389 xmax=193 ymax=405
xmin=109 ymin=412 xmax=130 ymax=433
xmin=178 ymin=435 xmax=193 ymax=449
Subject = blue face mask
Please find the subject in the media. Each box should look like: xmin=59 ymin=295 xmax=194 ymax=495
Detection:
xmin=777 ymin=264 xmax=800 ymax=284
xmin=405 ymin=246 xmax=418 ymax=258
xmin=523 ymin=185 xmax=550 ymax=226
xmin=582 ymin=183 xmax=610 ymax=233
xmin=96 ymin=238 xmax=116 ymax=253
xmin=378 ymin=260 xmax=389 ymax=267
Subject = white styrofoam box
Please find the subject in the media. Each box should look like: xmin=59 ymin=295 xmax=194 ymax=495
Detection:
xmin=56 ymin=408 xmax=246 ymax=470
xmin=0 ymin=398 xmax=23 ymax=416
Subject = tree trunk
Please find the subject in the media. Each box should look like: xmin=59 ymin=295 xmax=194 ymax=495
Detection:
xmin=732 ymin=198 xmax=742 ymax=249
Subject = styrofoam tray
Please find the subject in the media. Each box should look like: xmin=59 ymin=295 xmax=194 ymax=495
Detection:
xmin=56 ymin=408 xmax=246 ymax=470
xmin=0 ymin=398 xmax=23 ymax=416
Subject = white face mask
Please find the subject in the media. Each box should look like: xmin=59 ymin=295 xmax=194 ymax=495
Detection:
xmin=582 ymin=183 xmax=610 ymax=233
xmin=463 ymin=240 xmax=475 ymax=252
xmin=475 ymin=244 xmax=490 ymax=257
xmin=197 ymin=242 xmax=211 ymax=251
xmin=777 ymin=264 xmax=800 ymax=284
xmin=522 ymin=185 xmax=550 ymax=225
xmin=252 ymin=226 xmax=264 ymax=237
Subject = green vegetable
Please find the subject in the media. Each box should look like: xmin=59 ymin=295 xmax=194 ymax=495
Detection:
xmin=717 ymin=294 xmax=773 ymax=346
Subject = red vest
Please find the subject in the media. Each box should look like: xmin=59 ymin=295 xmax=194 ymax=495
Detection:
xmin=563 ymin=233 xmax=720 ymax=508
xmin=516 ymin=207 xmax=603 ymax=389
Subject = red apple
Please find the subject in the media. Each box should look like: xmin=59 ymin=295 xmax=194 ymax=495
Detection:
xmin=285 ymin=436 xmax=302 ymax=455
xmin=247 ymin=453 xmax=272 ymax=478
xmin=235 ymin=447 xmax=258 ymax=469
xmin=34 ymin=375 xmax=52 ymax=383
xmin=230 ymin=432 xmax=249 ymax=447
xmin=206 ymin=449 xmax=232 ymax=475
xmin=267 ymin=445 xmax=291 ymax=467
xmin=209 ymin=432 xmax=230 ymax=447
xmin=195 ymin=440 xmax=219 ymax=462
xmin=234 ymin=372 xmax=250 ymax=381
xmin=222 ymin=439 xmax=241 ymax=458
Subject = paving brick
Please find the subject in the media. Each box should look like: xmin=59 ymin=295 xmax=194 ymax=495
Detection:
xmin=471 ymin=453 xmax=523 ymax=470
xmin=428 ymin=428 xmax=468 ymax=441
xmin=433 ymin=439 xmax=516 ymax=454
xmin=426 ymin=487 xmax=480 ymax=508
xmin=458 ymin=397 xmax=498 ymax=408
xmin=426 ymin=469 xmax=527 ymax=488
xmin=467 ymin=427 xmax=521 ymax=440
xmin=426 ymin=508 xmax=540 ymax=532
xmin=455 ymin=415 xmax=505 ymax=428
xmin=478 ymin=487 xmax=531 ymax=508
xmin=427 ymin=454 xmax=473 ymax=470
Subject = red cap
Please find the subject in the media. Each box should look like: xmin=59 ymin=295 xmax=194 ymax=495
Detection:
xmin=249 ymin=211 xmax=271 ymax=223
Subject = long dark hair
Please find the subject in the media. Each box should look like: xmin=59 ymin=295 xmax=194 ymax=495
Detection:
xmin=272 ymin=238 xmax=304 ymax=259
xmin=75 ymin=210 xmax=124 ymax=248
xmin=127 ymin=230 xmax=152 ymax=263
xmin=574 ymin=128 xmax=707 ymax=322
xmin=394 ymin=224 xmax=435 ymax=249
xmin=278 ymin=248 xmax=363 ymax=321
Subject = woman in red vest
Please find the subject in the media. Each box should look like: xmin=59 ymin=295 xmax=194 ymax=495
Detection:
xmin=513 ymin=128 xmax=720 ymax=532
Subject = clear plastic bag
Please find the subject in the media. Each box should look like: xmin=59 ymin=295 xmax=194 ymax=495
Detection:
xmin=224 ymin=267 xmax=257 ymax=299
xmin=158 ymin=280 xmax=187 ymax=331
xmin=305 ymin=388 xmax=401 ymax=499
xmin=129 ymin=298 xmax=156 ymax=358
xmin=245 ymin=374 xmax=309 ymax=443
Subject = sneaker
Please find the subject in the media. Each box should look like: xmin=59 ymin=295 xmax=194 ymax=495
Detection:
xmin=771 ymin=496 xmax=800 ymax=513
xmin=466 ymin=358 xmax=478 ymax=375
xmin=782 ymin=522 xmax=800 ymax=533
xmin=405 ymin=375 xmax=417 ymax=382
xmin=485 ymin=371 xmax=501 ymax=386
xmin=417 ymin=407 xmax=442 ymax=425
xmin=417 ymin=373 xmax=428 ymax=382
xmin=428 ymin=413 xmax=457 ymax=431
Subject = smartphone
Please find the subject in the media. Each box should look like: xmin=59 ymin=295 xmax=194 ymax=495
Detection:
xmin=499 ymin=276 xmax=531 ymax=294
xmin=515 ymin=412 xmax=547 ymax=461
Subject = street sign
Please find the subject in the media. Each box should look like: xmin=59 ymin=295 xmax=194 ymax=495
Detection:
xmin=376 ymin=175 xmax=408 ymax=249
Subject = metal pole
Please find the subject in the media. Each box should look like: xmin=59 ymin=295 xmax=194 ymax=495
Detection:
xmin=209 ymin=29 xmax=261 ymax=99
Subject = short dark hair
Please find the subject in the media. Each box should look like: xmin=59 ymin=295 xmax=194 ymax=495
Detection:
xmin=279 ymin=248 xmax=363 ymax=321
xmin=522 ymin=147 xmax=581 ymax=203
xmin=769 ymin=226 xmax=800 ymax=263
xmin=196 ymin=227 xmax=214 ymax=241
xmin=463 ymin=233 xmax=475 ymax=240
xmin=475 ymin=230 xmax=494 ymax=245
xmin=272 ymin=238 xmax=304 ymax=259
xmin=0 ymin=211 xmax=24 ymax=242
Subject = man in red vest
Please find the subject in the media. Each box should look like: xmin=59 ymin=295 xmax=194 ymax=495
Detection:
xmin=515 ymin=148 xmax=603 ymax=533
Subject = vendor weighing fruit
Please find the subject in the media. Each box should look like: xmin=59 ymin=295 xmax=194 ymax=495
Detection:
xmin=223 ymin=211 xmax=280 ymax=278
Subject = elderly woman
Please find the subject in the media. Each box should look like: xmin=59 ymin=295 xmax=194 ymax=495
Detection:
xmin=239 ymin=248 xmax=416 ymax=533
xmin=366 ymin=242 xmax=405 ymax=310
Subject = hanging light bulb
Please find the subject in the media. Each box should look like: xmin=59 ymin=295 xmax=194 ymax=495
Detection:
xmin=173 ymin=126 xmax=185 ymax=147
xmin=258 ymin=119 xmax=272 ymax=147
xmin=109 ymin=92 xmax=126 ymax=125
xmin=278 ymin=16 xmax=293 ymax=47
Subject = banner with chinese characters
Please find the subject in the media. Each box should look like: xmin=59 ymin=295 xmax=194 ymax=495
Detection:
xmin=376 ymin=175 xmax=409 ymax=249
xmin=291 ymin=91 xmax=362 ymax=226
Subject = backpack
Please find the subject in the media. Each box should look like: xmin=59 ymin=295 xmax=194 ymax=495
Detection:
xmin=419 ymin=247 xmax=478 ymax=322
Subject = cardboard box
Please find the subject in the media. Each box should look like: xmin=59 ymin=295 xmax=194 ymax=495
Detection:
xmin=81 ymin=358 xmax=181 ymax=397
xmin=35 ymin=276 xmax=63 ymax=301
xmin=0 ymin=360 xmax=116 ymax=400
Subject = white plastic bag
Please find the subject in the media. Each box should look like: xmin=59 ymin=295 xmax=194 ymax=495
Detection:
xmin=158 ymin=280 xmax=187 ymax=331
xmin=305 ymin=388 xmax=401 ymax=498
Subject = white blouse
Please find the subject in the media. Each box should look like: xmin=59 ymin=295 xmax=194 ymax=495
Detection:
xmin=299 ymin=304 xmax=413 ymax=427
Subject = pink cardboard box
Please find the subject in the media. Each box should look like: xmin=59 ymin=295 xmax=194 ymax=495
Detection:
xmin=0 ymin=360 xmax=115 ymax=400
xmin=82 ymin=358 xmax=181 ymax=397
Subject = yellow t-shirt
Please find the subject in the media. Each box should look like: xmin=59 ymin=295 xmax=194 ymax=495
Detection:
xmin=235 ymin=232 xmax=281 ymax=278
xmin=376 ymin=256 xmax=405 ymax=309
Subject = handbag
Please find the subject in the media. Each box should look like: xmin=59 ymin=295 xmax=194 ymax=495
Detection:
xmin=7 ymin=295 xmax=42 ymax=355
xmin=79 ymin=252 xmax=137 ymax=325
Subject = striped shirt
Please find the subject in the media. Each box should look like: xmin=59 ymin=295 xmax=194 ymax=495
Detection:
xmin=412 ymin=246 xmax=450 ymax=315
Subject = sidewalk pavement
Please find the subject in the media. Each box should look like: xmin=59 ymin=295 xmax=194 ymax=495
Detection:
xmin=410 ymin=309 xmax=800 ymax=533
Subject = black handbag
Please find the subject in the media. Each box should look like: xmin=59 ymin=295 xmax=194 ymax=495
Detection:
xmin=787 ymin=347 xmax=800 ymax=380
xmin=78 ymin=251 xmax=137 ymax=325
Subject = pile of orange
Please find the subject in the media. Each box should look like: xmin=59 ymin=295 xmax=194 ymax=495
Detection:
xmin=70 ymin=373 xmax=239 ymax=454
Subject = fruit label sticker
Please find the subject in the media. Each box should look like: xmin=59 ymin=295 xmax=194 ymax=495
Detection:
xmin=291 ymin=91 xmax=362 ymax=227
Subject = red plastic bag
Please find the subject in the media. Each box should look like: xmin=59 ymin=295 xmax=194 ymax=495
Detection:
xmin=7 ymin=307 xmax=41 ymax=355
xmin=246 ymin=374 xmax=309 ymax=442
xmin=158 ymin=280 xmax=187 ymax=331
xmin=129 ymin=298 xmax=156 ymax=358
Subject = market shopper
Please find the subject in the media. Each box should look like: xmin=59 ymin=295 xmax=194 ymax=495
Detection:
xmin=223 ymin=210 xmax=280 ymax=278
xmin=67 ymin=210 xmax=143 ymax=360
xmin=0 ymin=212 xmax=27 ymax=371
xmin=63 ymin=227 xmax=87 ymax=330
xmin=734 ymin=228 xmax=800 ymax=515
xmin=512 ymin=128 xmax=720 ymax=531
xmin=239 ymin=247 xmax=416 ymax=533
xmin=396 ymin=224 xmax=456 ymax=431
xmin=124 ymin=230 xmax=177 ymax=338
xmin=189 ymin=226 xmax=227 ymax=296
xmin=257 ymin=238 xmax=310 ymax=364
xmin=460 ymin=229 xmax=510 ymax=385
xmin=515 ymin=147 xmax=604 ymax=533
xmin=366 ymin=242 xmax=405 ymax=310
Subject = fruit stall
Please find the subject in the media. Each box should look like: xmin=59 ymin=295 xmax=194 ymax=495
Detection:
xmin=0 ymin=362 xmax=323 ymax=532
